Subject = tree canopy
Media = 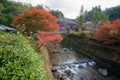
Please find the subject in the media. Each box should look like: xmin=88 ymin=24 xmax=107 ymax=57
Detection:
xmin=77 ymin=5 xmax=85 ymax=28
xmin=12 ymin=8 xmax=59 ymax=32
xmin=84 ymin=6 xmax=109 ymax=24
xmin=105 ymin=6 xmax=120 ymax=22
xmin=50 ymin=10 xmax=64 ymax=18
xmin=94 ymin=19 xmax=120 ymax=44
xmin=0 ymin=0 xmax=31 ymax=26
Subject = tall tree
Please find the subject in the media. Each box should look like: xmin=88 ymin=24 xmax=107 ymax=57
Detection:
xmin=12 ymin=8 xmax=63 ymax=47
xmin=101 ymin=12 xmax=109 ymax=23
xmin=92 ymin=9 xmax=101 ymax=24
xmin=77 ymin=5 xmax=85 ymax=28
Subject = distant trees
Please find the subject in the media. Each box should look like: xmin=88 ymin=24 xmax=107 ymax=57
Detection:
xmin=84 ymin=6 xmax=120 ymax=24
xmin=94 ymin=19 xmax=120 ymax=44
xmin=50 ymin=10 xmax=64 ymax=18
xmin=85 ymin=6 xmax=109 ymax=24
xmin=76 ymin=5 xmax=110 ymax=33
xmin=0 ymin=0 xmax=31 ymax=26
xmin=35 ymin=4 xmax=44 ymax=9
xmin=105 ymin=6 xmax=120 ymax=22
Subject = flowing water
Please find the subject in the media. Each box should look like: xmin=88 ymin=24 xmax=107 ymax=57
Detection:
xmin=51 ymin=48 xmax=119 ymax=80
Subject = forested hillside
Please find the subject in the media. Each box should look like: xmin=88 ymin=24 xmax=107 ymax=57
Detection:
xmin=0 ymin=0 xmax=64 ymax=27
xmin=0 ymin=0 xmax=31 ymax=26
xmin=105 ymin=6 xmax=120 ymax=22
xmin=77 ymin=5 xmax=120 ymax=26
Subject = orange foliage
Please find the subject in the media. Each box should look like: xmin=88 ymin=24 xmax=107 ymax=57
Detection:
xmin=12 ymin=8 xmax=62 ymax=45
xmin=112 ymin=19 xmax=120 ymax=28
xmin=94 ymin=19 xmax=120 ymax=44
xmin=12 ymin=8 xmax=59 ymax=32
xmin=37 ymin=31 xmax=63 ymax=45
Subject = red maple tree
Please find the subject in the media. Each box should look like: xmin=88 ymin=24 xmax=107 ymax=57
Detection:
xmin=12 ymin=8 xmax=62 ymax=46
xmin=12 ymin=8 xmax=59 ymax=32
xmin=94 ymin=19 xmax=120 ymax=44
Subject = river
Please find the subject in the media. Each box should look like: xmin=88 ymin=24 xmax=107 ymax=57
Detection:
xmin=50 ymin=48 xmax=119 ymax=80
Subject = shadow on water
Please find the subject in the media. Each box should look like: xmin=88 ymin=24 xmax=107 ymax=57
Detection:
xmin=51 ymin=48 xmax=120 ymax=80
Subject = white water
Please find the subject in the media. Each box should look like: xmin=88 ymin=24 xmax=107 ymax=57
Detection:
xmin=52 ymin=48 xmax=119 ymax=80
xmin=52 ymin=60 xmax=98 ymax=80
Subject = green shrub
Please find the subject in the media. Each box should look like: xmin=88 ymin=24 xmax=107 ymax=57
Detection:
xmin=75 ymin=31 xmax=92 ymax=40
xmin=0 ymin=31 xmax=49 ymax=80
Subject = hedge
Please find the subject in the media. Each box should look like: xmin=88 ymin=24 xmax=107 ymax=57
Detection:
xmin=0 ymin=31 xmax=49 ymax=80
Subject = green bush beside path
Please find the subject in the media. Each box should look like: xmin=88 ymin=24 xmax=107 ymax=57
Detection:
xmin=0 ymin=31 xmax=49 ymax=80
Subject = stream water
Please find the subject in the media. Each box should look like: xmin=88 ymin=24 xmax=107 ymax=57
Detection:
xmin=51 ymin=48 xmax=119 ymax=80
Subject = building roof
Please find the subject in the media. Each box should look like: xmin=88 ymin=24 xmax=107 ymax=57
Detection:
xmin=0 ymin=25 xmax=16 ymax=31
